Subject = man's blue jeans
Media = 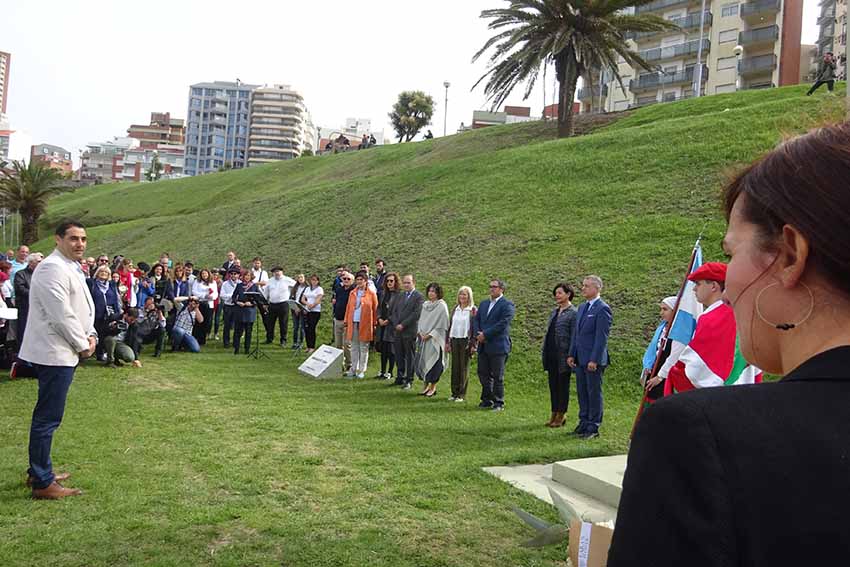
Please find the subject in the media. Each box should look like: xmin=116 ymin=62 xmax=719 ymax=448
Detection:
xmin=171 ymin=327 xmax=201 ymax=353
xmin=28 ymin=364 xmax=77 ymax=489
xmin=575 ymin=364 xmax=605 ymax=433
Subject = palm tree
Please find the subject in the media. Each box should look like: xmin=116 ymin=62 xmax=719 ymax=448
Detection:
xmin=0 ymin=160 xmax=68 ymax=245
xmin=473 ymin=0 xmax=678 ymax=138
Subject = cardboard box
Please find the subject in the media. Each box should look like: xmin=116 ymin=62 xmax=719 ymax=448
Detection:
xmin=569 ymin=520 xmax=614 ymax=567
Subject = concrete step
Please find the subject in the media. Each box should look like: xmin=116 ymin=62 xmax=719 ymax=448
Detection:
xmin=551 ymin=455 xmax=627 ymax=510
xmin=484 ymin=463 xmax=619 ymax=523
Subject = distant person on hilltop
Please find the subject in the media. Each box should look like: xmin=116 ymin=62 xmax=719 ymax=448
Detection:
xmin=423 ymin=130 xmax=434 ymax=139
xmin=807 ymin=52 xmax=837 ymax=96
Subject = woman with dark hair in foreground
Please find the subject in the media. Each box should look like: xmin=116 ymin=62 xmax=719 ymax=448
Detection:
xmin=609 ymin=122 xmax=850 ymax=566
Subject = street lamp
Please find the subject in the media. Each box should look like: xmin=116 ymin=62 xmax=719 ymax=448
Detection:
xmin=733 ymin=45 xmax=744 ymax=91
xmin=443 ymin=81 xmax=451 ymax=137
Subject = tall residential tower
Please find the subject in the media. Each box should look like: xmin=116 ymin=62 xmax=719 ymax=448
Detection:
xmin=579 ymin=0 xmax=803 ymax=112
xmin=0 ymin=51 xmax=10 ymax=116
xmin=184 ymin=81 xmax=259 ymax=176
xmin=247 ymin=85 xmax=312 ymax=166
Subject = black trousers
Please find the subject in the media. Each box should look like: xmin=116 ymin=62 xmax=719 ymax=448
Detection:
xmin=547 ymin=367 xmax=571 ymax=413
xmin=233 ymin=320 xmax=253 ymax=353
xmin=304 ymin=312 xmax=321 ymax=348
xmin=394 ymin=336 xmax=416 ymax=382
xmin=807 ymin=79 xmax=834 ymax=95
xmin=141 ymin=327 xmax=165 ymax=356
xmin=222 ymin=304 xmax=236 ymax=347
xmin=264 ymin=302 xmax=289 ymax=343
xmin=379 ymin=341 xmax=396 ymax=375
xmin=478 ymin=352 xmax=508 ymax=407
xmin=193 ymin=303 xmax=212 ymax=345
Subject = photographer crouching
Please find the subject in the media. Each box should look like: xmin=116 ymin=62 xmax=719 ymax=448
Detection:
xmin=137 ymin=296 xmax=167 ymax=358
xmin=102 ymin=307 xmax=142 ymax=367
xmin=170 ymin=296 xmax=203 ymax=353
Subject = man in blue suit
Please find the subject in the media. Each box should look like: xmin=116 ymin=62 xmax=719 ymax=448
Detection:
xmin=568 ymin=275 xmax=613 ymax=439
xmin=474 ymin=279 xmax=516 ymax=411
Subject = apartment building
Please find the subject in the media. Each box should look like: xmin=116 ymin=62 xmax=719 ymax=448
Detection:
xmin=0 ymin=51 xmax=10 ymax=115
xmin=582 ymin=0 xmax=803 ymax=111
xmin=127 ymin=112 xmax=185 ymax=149
xmin=816 ymin=0 xmax=847 ymax=79
xmin=30 ymin=143 xmax=73 ymax=174
xmin=470 ymin=106 xmax=535 ymax=128
xmin=121 ymin=144 xmax=185 ymax=182
xmin=184 ymin=80 xmax=259 ymax=176
xmin=800 ymin=43 xmax=820 ymax=81
xmin=79 ymin=137 xmax=140 ymax=183
xmin=247 ymin=85 xmax=311 ymax=166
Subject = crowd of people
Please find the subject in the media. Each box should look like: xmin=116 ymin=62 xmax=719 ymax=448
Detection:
xmin=4 ymin=122 xmax=849 ymax=567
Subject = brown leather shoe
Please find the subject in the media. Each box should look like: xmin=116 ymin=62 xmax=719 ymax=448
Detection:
xmin=548 ymin=412 xmax=566 ymax=428
xmin=32 ymin=481 xmax=81 ymax=500
xmin=545 ymin=412 xmax=556 ymax=426
xmin=26 ymin=472 xmax=70 ymax=488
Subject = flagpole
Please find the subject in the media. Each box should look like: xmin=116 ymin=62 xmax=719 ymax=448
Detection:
xmin=630 ymin=238 xmax=702 ymax=439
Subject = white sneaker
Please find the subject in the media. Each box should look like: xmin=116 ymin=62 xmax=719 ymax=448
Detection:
xmin=448 ymin=396 xmax=456 ymax=401
xmin=454 ymin=398 xmax=464 ymax=402
xmin=344 ymin=370 xmax=355 ymax=377
xmin=356 ymin=372 xmax=365 ymax=379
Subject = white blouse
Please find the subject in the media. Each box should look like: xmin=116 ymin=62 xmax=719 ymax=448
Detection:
xmin=303 ymin=286 xmax=324 ymax=312
xmin=191 ymin=281 xmax=218 ymax=308
xmin=450 ymin=306 xmax=473 ymax=339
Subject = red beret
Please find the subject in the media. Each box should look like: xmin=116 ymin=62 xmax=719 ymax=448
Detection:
xmin=688 ymin=262 xmax=727 ymax=283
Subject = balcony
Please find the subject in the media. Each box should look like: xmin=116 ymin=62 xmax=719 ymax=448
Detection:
xmin=818 ymin=25 xmax=835 ymax=46
xmin=577 ymin=85 xmax=609 ymax=99
xmin=635 ymin=0 xmax=694 ymax=15
xmin=738 ymin=54 xmax=777 ymax=76
xmin=629 ymin=65 xmax=708 ymax=92
xmin=740 ymin=0 xmax=781 ymax=23
xmin=739 ymin=25 xmax=779 ymax=47
xmin=640 ymin=38 xmax=710 ymax=63
xmin=634 ymin=11 xmax=712 ymax=41
xmin=818 ymin=9 xmax=836 ymax=25
xmin=629 ymin=93 xmax=694 ymax=109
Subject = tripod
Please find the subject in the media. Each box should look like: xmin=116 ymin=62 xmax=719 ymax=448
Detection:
xmin=245 ymin=291 xmax=270 ymax=360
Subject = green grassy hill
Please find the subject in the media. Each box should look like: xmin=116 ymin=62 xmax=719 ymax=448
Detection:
xmin=38 ymin=84 xmax=844 ymax=380
xmin=4 ymin=85 xmax=843 ymax=566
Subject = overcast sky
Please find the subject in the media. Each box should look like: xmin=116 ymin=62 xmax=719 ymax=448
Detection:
xmin=3 ymin=0 xmax=821 ymax=165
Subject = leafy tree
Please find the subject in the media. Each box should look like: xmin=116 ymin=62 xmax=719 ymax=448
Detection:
xmin=389 ymin=91 xmax=435 ymax=142
xmin=0 ymin=160 xmax=68 ymax=244
xmin=301 ymin=149 xmax=314 ymax=157
xmin=146 ymin=152 xmax=163 ymax=182
xmin=473 ymin=0 xmax=677 ymax=137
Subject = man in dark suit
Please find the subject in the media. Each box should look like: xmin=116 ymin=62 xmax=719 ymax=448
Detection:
xmin=390 ymin=274 xmax=424 ymax=389
xmin=568 ymin=275 xmax=612 ymax=439
xmin=474 ymin=279 xmax=516 ymax=411
xmin=221 ymin=251 xmax=237 ymax=275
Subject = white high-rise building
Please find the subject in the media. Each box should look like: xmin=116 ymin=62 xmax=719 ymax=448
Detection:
xmin=247 ymin=85 xmax=314 ymax=165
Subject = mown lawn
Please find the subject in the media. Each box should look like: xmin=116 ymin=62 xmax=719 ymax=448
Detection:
xmin=0 ymin=331 xmax=637 ymax=566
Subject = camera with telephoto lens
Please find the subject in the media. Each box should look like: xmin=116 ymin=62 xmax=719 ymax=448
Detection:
xmin=115 ymin=320 xmax=129 ymax=332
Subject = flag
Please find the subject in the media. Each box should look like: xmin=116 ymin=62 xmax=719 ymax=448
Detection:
xmin=667 ymin=244 xmax=703 ymax=346
xmin=667 ymin=302 xmax=763 ymax=392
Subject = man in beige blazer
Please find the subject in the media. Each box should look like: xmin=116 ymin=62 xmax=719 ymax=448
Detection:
xmin=20 ymin=220 xmax=97 ymax=499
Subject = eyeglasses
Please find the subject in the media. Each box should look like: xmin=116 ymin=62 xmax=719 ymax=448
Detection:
xmin=342 ymin=278 xmax=353 ymax=281
xmin=489 ymin=285 xmax=501 ymax=289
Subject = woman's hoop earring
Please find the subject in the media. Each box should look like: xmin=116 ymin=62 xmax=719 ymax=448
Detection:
xmin=755 ymin=282 xmax=814 ymax=331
